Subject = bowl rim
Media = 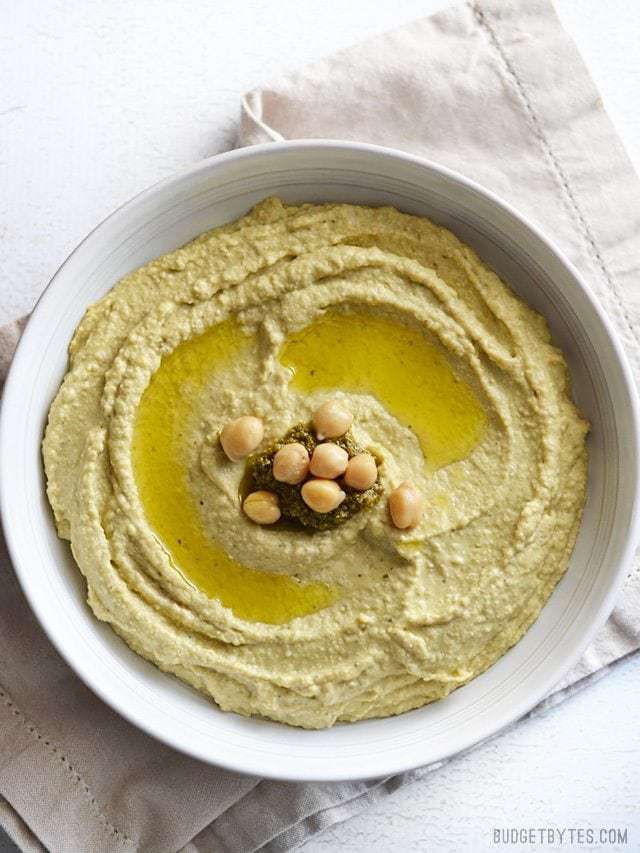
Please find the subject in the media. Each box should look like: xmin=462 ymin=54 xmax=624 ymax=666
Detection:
xmin=2 ymin=138 xmax=639 ymax=781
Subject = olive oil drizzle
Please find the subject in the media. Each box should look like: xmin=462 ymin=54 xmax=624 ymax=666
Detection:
xmin=131 ymin=308 xmax=485 ymax=624
xmin=131 ymin=319 xmax=336 ymax=624
xmin=279 ymin=309 xmax=486 ymax=470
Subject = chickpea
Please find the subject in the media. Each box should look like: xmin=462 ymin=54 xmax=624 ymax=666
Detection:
xmin=273 ymin=442 xmax=310 ymax=485
xmin=310 ymin=443 xmax=348 ymax=479
xmin=388 ymin=481 xmax=424 ymax=530
xmin=243 ymin=490 xmax=281 ymax=525
xmin=301 ymin=479 xmax=346 ymax=514
xmin=220 ymin=416 xmax=263 ymax=462
xmin=344 ymin=453 xmax=377 ymax=491
xmin=312 ymin=399 xmax=353 ymax=440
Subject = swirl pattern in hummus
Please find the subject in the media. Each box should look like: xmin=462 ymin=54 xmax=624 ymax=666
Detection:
xmin=43 ymin=198 xmax=588 ymax=729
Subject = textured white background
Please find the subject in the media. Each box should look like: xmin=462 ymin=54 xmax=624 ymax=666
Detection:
xmin=1 ymin=1 xmax=639 ymax=851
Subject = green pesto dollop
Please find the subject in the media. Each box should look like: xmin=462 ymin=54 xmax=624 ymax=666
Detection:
xmin=245 ymin=423 xmax=383 ymax=531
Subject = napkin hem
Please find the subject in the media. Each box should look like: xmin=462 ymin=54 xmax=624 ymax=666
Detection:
xmin=471 ymin=0 xmax=640 ymax=377
xmin=0 ymin=681 xmax=136 ymax=853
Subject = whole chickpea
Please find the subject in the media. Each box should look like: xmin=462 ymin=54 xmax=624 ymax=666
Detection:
xmin=301 ymin=479 xmax=346 ymax=514
xmin=310 ymin=443 xmax=348 ymax=479
xmin=243 ymin=490 xmax=281 ymax=525
xmin=388 ymin=481 xmax=424 ymax=530
xmin=273 ymin=442 xmax=310 ymax=485
xmin=344 ymin=453 xmax=378 ymax=491
xmin=312 ymin=399 xmax=353 ymax=440
xmin=220 ymin=416 xmax=263 ymax=462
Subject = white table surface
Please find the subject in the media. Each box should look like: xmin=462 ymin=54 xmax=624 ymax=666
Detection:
xmin=2 ymin=1 xmax=639 ymax=851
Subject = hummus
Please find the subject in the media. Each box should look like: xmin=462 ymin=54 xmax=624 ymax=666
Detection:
xmin=43 ymin=198 xmax=589 ymax=729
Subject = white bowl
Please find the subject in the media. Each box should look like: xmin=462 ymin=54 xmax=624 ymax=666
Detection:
xmin=2 ymin=141 xmax=639 ymax=782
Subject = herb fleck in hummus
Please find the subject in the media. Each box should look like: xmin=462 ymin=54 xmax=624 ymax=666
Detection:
xmin=43 ymin=198 xmax=589 ymax=729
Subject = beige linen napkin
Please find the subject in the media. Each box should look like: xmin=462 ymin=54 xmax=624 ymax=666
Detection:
xmin=2 ymin=1 xmax=640 ymax=851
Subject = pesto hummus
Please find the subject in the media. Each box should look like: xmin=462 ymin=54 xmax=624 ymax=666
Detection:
xmin=43 ymin=198 xmax=589 ymax=729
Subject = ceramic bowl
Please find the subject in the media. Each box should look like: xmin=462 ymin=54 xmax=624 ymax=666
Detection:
xmin=2 ymin=141 xmax=638 ymax=781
